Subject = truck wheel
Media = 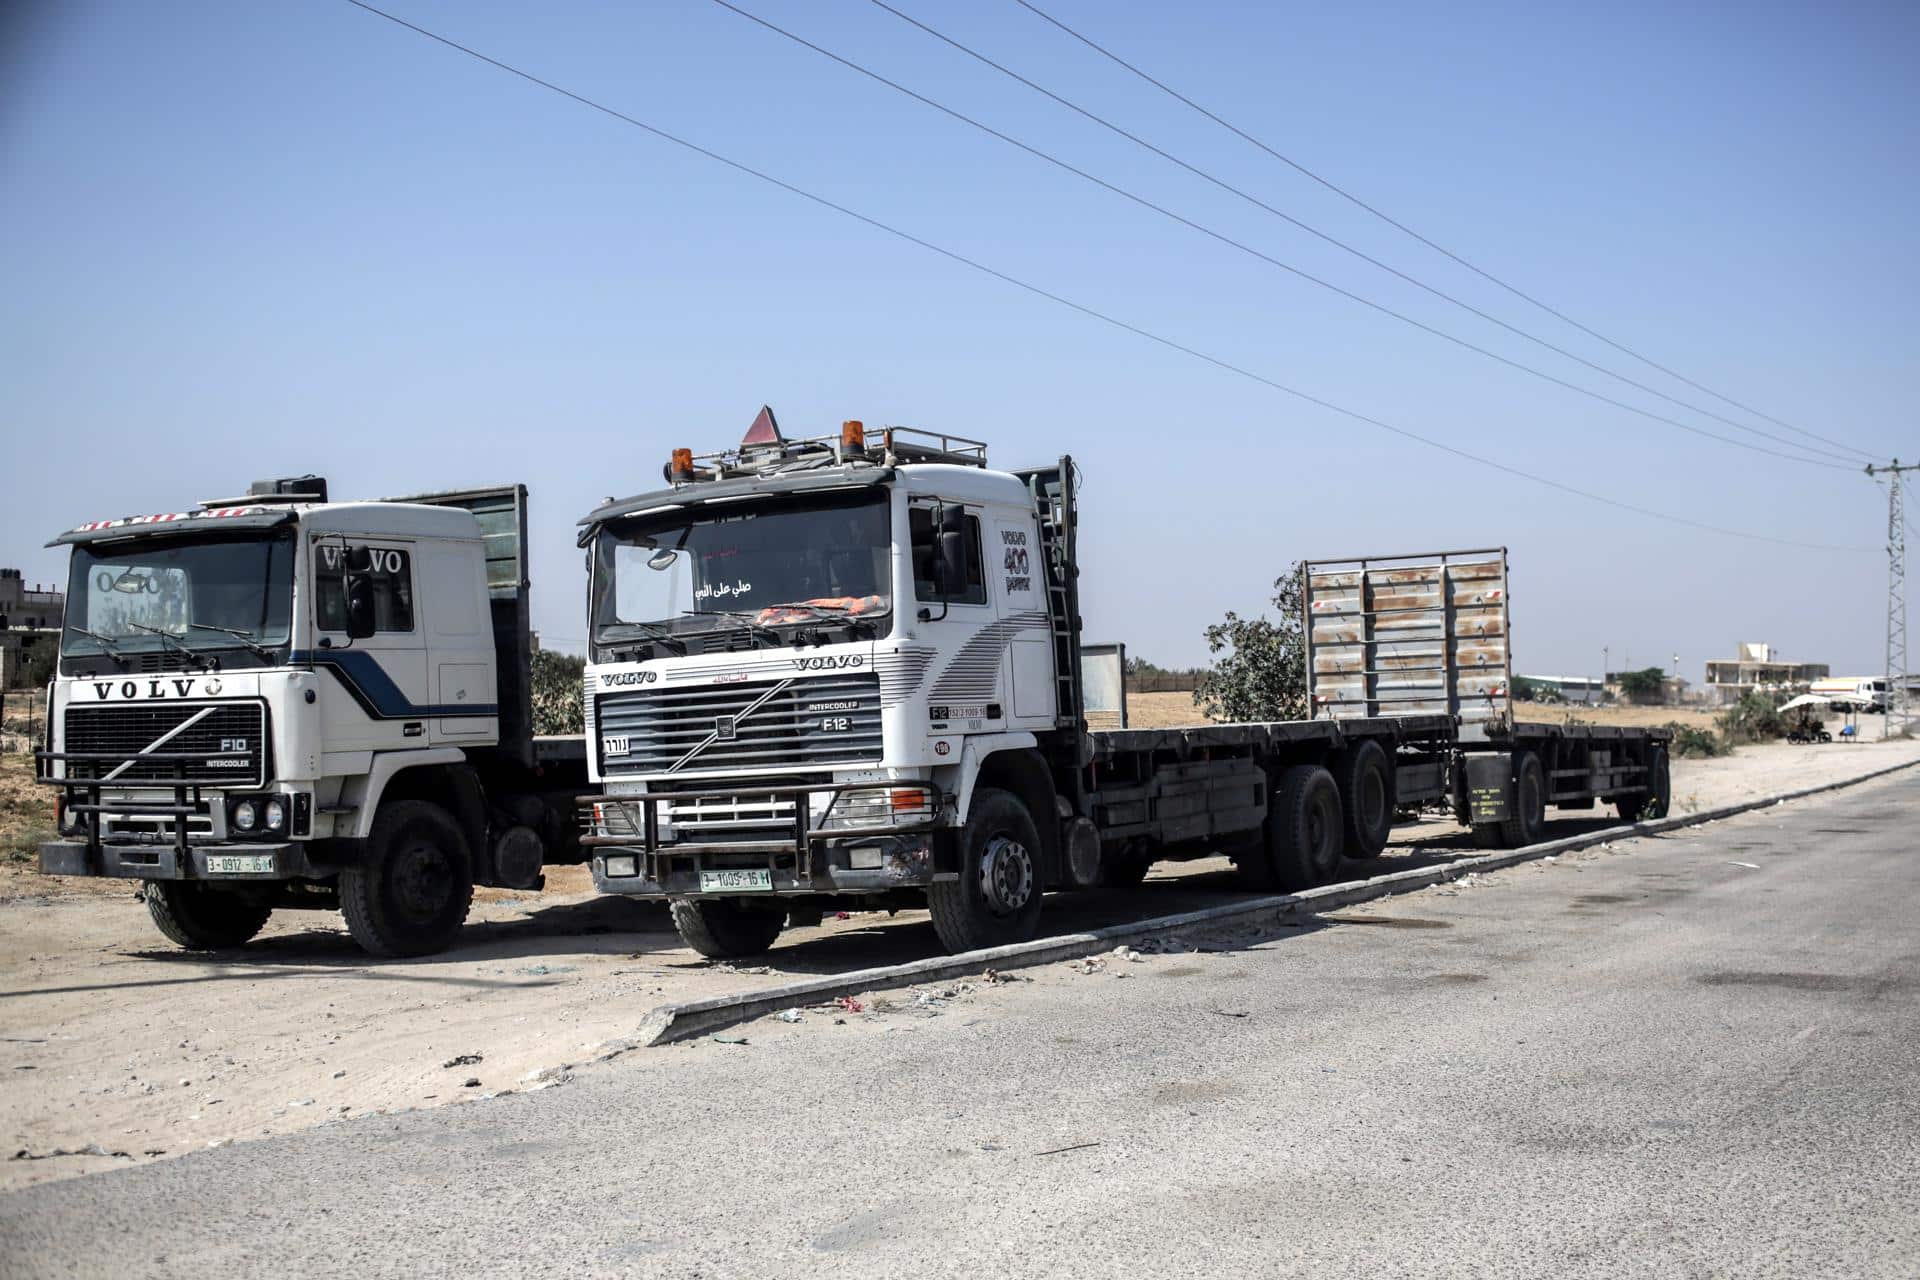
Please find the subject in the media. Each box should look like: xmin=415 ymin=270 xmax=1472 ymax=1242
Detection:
xmin=145 ymin=882 xmax=271 ymax=950
xmin=670 ymin=898 xmax=786 ymax=958
xmin=1335 ymin=739 xmax=1395 ymax=860
xmin=1498 ymin=752 xmax=1547 ymax=848
xmin=1616 ymin=747 xmax=1671 ymax=822
xmin=1244 ymin=764 xmax=1343 ymax=891
xmin=929 ymin=787 xmax=1043 ymax=953
xmin=340 ymin=800 xmax=474 ymax=958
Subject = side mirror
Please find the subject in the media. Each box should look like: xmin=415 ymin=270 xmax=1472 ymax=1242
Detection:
xmin=344 ymin=576 xmax=376 ymax=640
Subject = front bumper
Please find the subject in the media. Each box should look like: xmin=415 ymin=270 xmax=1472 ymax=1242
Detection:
xmin=39 ymin=839 xmax=328 ymax=881
xmin=581 ymin=782 xmax=954 ymax=898
xmin=590 ymin=830 xmax=950 ymax=897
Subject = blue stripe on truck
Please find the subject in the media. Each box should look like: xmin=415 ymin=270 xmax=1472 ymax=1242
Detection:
xmin=290 ymin=650 xmax=498 ymax=719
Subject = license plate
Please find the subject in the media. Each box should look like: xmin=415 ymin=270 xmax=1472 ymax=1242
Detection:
xmin=203 ymin=854 xmax=276 ymax=875
xmin=699 ymin=868 xmax=772 ymax=892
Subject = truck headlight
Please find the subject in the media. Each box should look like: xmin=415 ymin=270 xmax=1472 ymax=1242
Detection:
xmin=818 ymin=785 xmax=936 ymax=830
xmin=231 ymin=800 xmax=258 ymax=832
xmin=604 ymin=855 xmax=639 ymax=878
xmin=263 ymin=799 xmax=287 ymax=832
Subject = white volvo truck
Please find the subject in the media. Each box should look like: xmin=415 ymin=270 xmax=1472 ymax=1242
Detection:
xmin=579 ymin=409 xmax=1672 ymax=958
xmin=36 ymin=478 xmax=586 ymax=956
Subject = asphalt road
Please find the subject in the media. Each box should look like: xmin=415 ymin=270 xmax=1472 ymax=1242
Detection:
xmin=5 ymin=771 xmax=1916 ymax=1278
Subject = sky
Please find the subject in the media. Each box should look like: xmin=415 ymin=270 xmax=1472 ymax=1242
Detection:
xmin=3 ymin=0 xmax=1915 ymax=682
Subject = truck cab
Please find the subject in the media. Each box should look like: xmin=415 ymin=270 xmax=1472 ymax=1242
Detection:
xmin=37 ymin=477 xmax=584 ymax=956
xmin=580 ymin=411 xmax=1086 ymax=956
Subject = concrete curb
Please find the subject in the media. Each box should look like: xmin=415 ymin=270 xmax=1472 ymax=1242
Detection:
xmin=637 ymin=754 xmax=1920 ymax=1046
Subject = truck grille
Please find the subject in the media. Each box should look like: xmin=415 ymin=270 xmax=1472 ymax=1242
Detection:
xmin=597 ymin=674 xmax=882 ymax=776
xmin=62 ymin=701 xmax=268 ymax=787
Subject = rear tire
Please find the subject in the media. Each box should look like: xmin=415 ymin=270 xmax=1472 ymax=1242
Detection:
xmin=145 ymin=882 xmax=271 ymax=950
xmin=1498 ymin=751 xmax=1547 ymax=848
xmin=1615 ymin=746 xmax=1671 ymax=823
xmin=340 ymin=800 xmax=474 ymax=958
xmin=1243 ymin=764 xmax=1343 ymax=891
xmin=929 ymin=787 xmax=1043 ymax=953
xmin=670 ymin=898 xmax=786 ymax=958
xmin=1334 ymin=739 xmax=1395 ymax=860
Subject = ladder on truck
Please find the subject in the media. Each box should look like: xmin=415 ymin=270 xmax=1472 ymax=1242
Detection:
xmin=1015 ymin=458 xmax=1090 ymax=807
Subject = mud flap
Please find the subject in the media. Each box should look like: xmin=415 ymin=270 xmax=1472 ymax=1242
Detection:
xmin=1465 ymin=755 xmax=1513 ymax=825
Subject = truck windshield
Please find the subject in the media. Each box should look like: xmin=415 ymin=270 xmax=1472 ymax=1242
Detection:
xmin=62 ymin=533 xmax=295 ymax=667
xmin=592 ymin=490 xmax=891 ymax=645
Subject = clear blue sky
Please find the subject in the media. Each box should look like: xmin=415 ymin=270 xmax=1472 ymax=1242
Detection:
xmin=4 ymin=0 xmax=1914 ymax=680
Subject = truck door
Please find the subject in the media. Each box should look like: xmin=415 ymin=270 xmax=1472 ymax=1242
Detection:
xmin=311 ymin=539 xmax=430 ymax=752
xmin=990 ymin=508 xmax=1056 ymax=725
xmin=909 ymin=497 xmax=1000 ymax=720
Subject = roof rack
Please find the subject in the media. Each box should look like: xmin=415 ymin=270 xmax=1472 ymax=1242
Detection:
xmin=664 ymin=410 xmax=987 ymax=486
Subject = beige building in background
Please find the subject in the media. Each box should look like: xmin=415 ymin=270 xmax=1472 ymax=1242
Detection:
xmin=0 ymin=567 xmax=65 ymax=689
xmin=1704 ymin=641 xmax=1829 ymax=706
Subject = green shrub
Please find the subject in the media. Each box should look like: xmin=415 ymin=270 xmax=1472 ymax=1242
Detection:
xmin=530 ymin=649 xmax=586 ymax=736
xmin=1666 ymin=723 xmax=1730 ymax=758
xmin=1717 ymin=690 xmax=1788 ymax=744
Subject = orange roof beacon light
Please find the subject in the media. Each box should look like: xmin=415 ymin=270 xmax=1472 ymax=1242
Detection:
xmin=668 ymin=448 xmax=694 ymax=483
xmin=841 ymin=419 xmax=865 ymax=452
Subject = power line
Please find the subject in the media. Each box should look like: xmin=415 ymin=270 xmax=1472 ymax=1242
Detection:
xmin=1012 ymin=0 xmax=1880 ymax=465
xmin=337 ymin=0 xmax=1875 ymax=554
xmin=707 ymin=0 xmax=1853 ymax=473
xmin=862 ymin=0 xmax=1860 ymax=468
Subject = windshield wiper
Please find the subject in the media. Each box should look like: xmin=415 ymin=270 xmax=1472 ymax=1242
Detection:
xmin=694 ymin=610 xmax=790 ymax=648
xmin=597 ymin=621 xmax=687 ymax=656
xmin=757 ymin=600 xmax=883 ymax=638
xmin=125 ymin=621 xmax=216 ymax=668
xmin=185 ymin=621 xmax=274 ymax=661
xmin=66 ymin=627 xmax=130 ymax=667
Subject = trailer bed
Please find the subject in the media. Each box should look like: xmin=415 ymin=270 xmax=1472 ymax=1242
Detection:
xmin=1088 ymin=712 xmax=1456 ymax=762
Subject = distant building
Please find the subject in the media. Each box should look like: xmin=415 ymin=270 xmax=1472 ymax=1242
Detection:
xmin=1704 ymin=642 xmax=1828 ymax=706
xmin=1517 ymin=675 xmax=1605 ymax=705
xmin=0 ymin=567 xmax=65 ymax=689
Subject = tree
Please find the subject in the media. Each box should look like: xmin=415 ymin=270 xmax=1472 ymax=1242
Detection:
xmin=530 ymin=649 xmax=586 ymax=736
xmin=1195 ymin=563 xmax=1309 ymax=724
xmin=1614 ymin=667 xmax=1667 ymax=701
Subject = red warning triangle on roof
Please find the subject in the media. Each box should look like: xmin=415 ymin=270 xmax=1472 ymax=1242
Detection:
xmin=742 ymin=405 xmax=783 ymax=447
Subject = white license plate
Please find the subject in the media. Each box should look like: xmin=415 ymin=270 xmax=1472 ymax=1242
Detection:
xmin=203 ymin=854 xmax=276 ymax=875
xmin=699 ymin=868 xmax=772 ymax=892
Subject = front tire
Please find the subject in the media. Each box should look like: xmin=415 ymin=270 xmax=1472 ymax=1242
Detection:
xmin=145 ymin=882 xmax=271 ymax=950
xmin=340 ymin=800 xmax=474 ymax=958
xmin=670 ymin=898 xmax=786 ymax=959
xmin=929 ymin=787 xmax=1043 ymax=953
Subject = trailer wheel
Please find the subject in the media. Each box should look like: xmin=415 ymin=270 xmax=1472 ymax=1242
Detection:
xmin=1615 ymin=746 xmax=1671 ymax=823
xmin=1242 ymin=764 xmax=1343 ymax=891
xmin=670 ymin=898 xmax=786 ymax=958
xmin=1335 ymin=740 xmax=1395 ymax=860
xmin=1498 ymin=752 xmax=1547 ymax=848
xmin=145 ymin=882 xmax=272 ymax=950
xmin=929 ymin=787 xmax=1043 ymax=953
xmin=340 ymin=800 xmax=474 ymax=958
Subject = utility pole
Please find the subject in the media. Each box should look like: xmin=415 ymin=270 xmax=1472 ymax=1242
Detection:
xmin=1866 ymin=459 xmax=1915 ymax=739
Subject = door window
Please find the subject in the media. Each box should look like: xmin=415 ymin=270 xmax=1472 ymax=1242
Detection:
xmin=909 ymin=505 xmax=987 ymax=605
xmin=314 ymin=545 xmax=415 ymax=633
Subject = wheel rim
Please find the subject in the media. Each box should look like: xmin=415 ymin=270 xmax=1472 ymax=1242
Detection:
xmin=392 ymin=837 xmax=453 ymax=924
xmin=1359 ymin=769 xmax=1386 ymax=831
xmin=1309 ymin=791 xmax=1340 ymax=871
xmin=978 ymin=834 xmax=1034 ymax=915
